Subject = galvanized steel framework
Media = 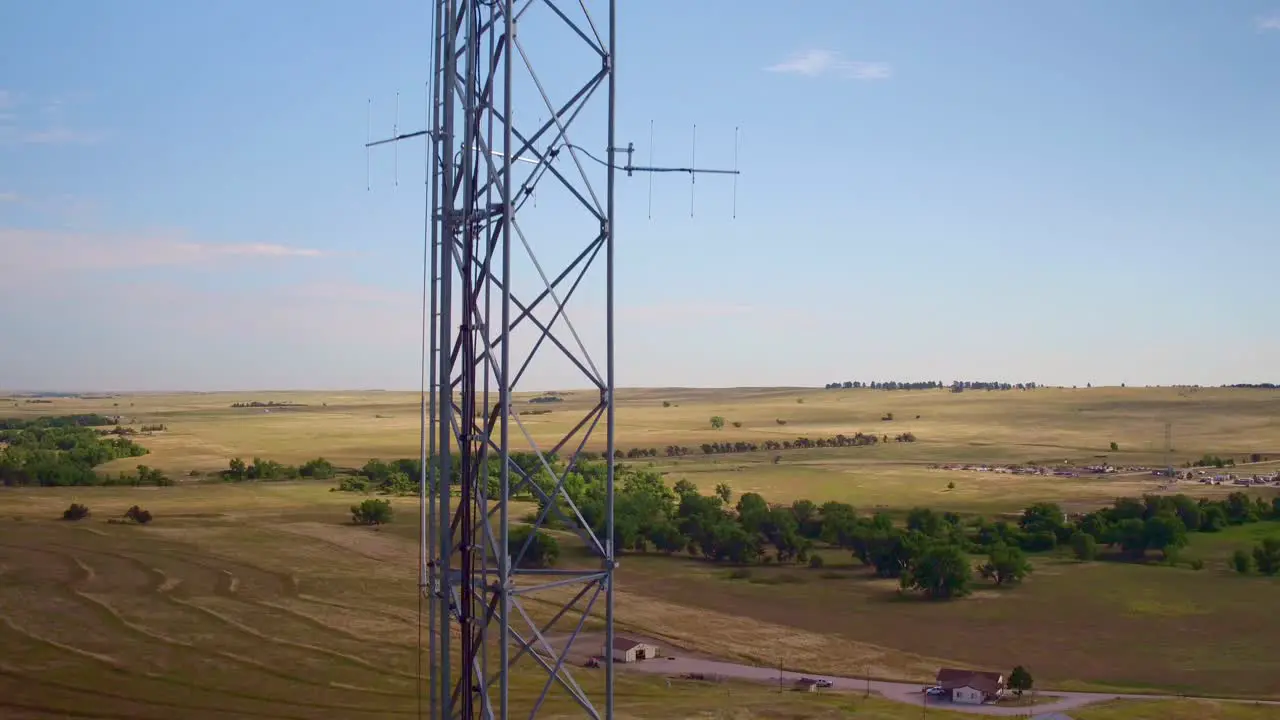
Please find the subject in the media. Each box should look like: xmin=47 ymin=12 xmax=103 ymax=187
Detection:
xmin=365 ymin=3 xmax=737 ymax=716
xmin=424 ymin=0 xmax=616 ymax=718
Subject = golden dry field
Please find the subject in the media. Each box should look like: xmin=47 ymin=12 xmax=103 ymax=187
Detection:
xmin=3 ymin=386 xmax=1280 ymax=717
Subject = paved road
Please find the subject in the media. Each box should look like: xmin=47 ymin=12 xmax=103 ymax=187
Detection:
xmin=616 ymin=655 xmax=1262 ymax=717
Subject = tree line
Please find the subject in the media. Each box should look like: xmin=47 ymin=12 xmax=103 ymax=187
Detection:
xmin=230 ymin=401 xmax=306 ymax=408
xmin=0 ymin=416 xmax=152 ymax=487
xmin=822 ymin=380 xmax=1039 ymax=392
xmin=626 ymin=432 xmax=918 ymax=459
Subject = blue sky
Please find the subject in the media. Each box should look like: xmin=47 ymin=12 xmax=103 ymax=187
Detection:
xmin=2 ymin=1 xmax=1279 ymax=392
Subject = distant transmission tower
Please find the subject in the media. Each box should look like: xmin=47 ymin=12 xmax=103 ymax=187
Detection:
xmin=365 ymin=2 xmax=738 ymax=718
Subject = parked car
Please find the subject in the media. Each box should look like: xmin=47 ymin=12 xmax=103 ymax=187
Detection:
xmin=925 ymin=686 xmax=946 ymax=697
xmin=814 ymin=679 xmax=833 ymax=688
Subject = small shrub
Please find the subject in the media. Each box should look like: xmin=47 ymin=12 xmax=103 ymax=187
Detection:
xmin=124 ymin=505 xmax=153 ymax=525
xmin=300 ymin=457 xmax=337 ymax=479
xmin=1070 ymin=532 xmax=1099 ymax=561
xmin=775 ymin=418 xmax=787 ymax=425
xmin=62 ymin=503 xmax=90 ymax=521
xmin=351 ymin=498 xmax=393 ymax=525
xmin=1110 ymin=441 xmax=1119 ymax=452
xmin=662 ymin=400 xmax=671 ymax=408
xmin=1230 ymin=548 xmax=1252 ymax=574
xmin=946 ymin=481 xmax=956 ymax=490
xmin=337 ymin=476 xmax=372 ymax=493
xmin=808 ymin=555 xmax=824 ymax=569
xmin=1189 ymin=558 xmax=1205 ymax=571
xmin=731 ymin=421 xmax=742 ymax=428
xmin=710 ymin=416 xmax=725 ymax=430
xmin=726 ymin=568 xmax=753 ymax=580
xmin=796 ymin=398 xmax=804 ymax=404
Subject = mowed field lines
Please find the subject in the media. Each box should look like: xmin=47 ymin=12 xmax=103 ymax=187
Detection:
xmin=0 ymin=488 xmax=876 ymax=719
xmin=4 ymin=488 xmax=1280 ymax=720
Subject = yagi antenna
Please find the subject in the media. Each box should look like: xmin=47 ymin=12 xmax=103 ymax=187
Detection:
xmin=647 ymin=120 xmax=654 ymax=220
xmin=364 ymin=98 xmax=742 ymax=217
xmin=733 ymin=126 xmax=740 ymax=220
xmin=393 ymin=90 xmax=400 ymax=187
xmin=365 ymin=99 xmax=371 ymax=192
xmin=691 ymin=125 xmax=698 ymax=217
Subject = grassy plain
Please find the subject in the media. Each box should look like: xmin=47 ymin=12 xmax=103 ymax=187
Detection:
xmin=4 ymin=386 xmax=1280 ymax=716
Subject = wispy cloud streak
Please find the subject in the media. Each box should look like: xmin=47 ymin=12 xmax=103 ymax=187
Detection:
xmin=0 ymin=228 xmax=331 ymax=274
xmin=766 ymin=50 xmax=892 ymax=80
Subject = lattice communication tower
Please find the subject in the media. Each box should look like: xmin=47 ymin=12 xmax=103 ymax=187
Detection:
xmin=367 ymin=2 xmax=738 ymax=717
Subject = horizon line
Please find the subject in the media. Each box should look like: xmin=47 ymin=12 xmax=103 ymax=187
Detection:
xmin=2 ymin=382 xmax=1272 ymax=396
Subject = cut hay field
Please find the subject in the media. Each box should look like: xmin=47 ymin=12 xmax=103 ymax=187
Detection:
xmin=2 ymin=486 xmax=1279 ymax=719
xmin=0 ymin=485 xmax=944 ymax=719
xmin=4 ymin=386 xmax=1280 ymax=716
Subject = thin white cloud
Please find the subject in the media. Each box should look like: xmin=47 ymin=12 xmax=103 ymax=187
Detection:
xmin=1259 ymin=14 xmax=1280 ymax=31
xmin=20 ymin=127 xmax=104 ymax=146
xmin=766 ymin=50 xmax=892 ymax=80
xmin=0 ymin=192 xmax=19 ymax=203
xmin=0 ymin=227 xmax=331 ymax=274
xmin=620 ymin=302 xmax=756 ymax=322
xmin=0 ymin=90 xmax=103 ymax=146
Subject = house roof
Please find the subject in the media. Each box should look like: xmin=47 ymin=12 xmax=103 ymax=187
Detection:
xmin=936 ymin=668 xmax=1004 ymax=694
xmin=608 ymin=636 xmax=648 ymax=651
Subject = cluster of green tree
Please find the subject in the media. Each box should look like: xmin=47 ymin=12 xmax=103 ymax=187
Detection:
xmin=1225 ymin=383 xmax=1278 ymax=389
xmin=97 ymin=424 xmax=167 ymax=437
xmin=222 ymin=456 xmax=337 ymax=482
xmin=523 ymin=472 xmax=1030 ymax=600
xmin=1059 ymin=493 xmax=1280 ymax=563
xmin=63 ymin=502 xmax=154 ymax=524
xmin=618 ymin=432 xmax=918 ymax=460
xmin=1232 ymin=537 xmax=1280 ymax=575
xmin=98 ymin=464 xmax=173 ymax=487
xmin=342 ymin=452 xmax=582 ymax=499
xmin=527 ymin=394 xmax=564 ymax=405
xmin=0 ymin=413 xmax=118 ymax=430
xmin=1190 ymin=454 xmax=1237 ymax=468
xmin=230 ymin=401 xmax=307 ymax=408
xmin=343 ymin=492 xmax=563 ymax=568
xmin=0 ymin=417 xmax=150 ymax=486
xmin=352 ymin=498 xmax=392 ymax=525
xmin=519 ymin=409 xmax=553 ymax=416
xmin=822 ymin=380 xmax=1039 ymax=391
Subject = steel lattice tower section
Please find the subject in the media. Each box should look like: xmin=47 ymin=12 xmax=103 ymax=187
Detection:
xmin=424 ymin=1 xmax=618 ymax=718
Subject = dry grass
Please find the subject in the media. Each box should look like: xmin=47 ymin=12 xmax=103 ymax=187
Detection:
xmin=5 ymin=387 xmax=1280 ymax=715
xmin=0 ymin=493 xmax=880 ymax=719
xmin=11 ymin=386 xmax=1280 ymax=513
xmin=1076 ymin=699 xmax=1280 ymax=719
xmin=1 ymin=486 xmax=1279 ymax=718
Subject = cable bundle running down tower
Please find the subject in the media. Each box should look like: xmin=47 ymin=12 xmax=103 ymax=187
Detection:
xmin=366 ymin=2 xmax=738 ymax=717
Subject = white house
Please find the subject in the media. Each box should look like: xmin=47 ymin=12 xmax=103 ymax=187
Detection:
xmin=602 ymin=636 xmax=659 ymax=663
xmin=935 ymin=668 xmax=1005 ymax=705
